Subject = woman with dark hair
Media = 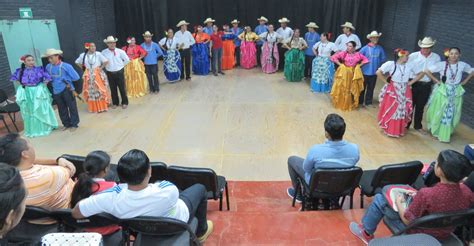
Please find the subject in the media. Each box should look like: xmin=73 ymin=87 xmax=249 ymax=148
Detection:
xmin=283 ymin=29 xmax=308 ymax=82
xmin=0 ymin=163 xmax=27 ymax=239
xmin=310 ymin=32 xmax=337 ymax=93
xmin=70 ymin=151 xmax=120 ymax=242
xmin=259 ymin=24 xmax=281 ymax=74
xmin=159 ymin=29 xmax=182 ymax=82
xmin=122 ymin=37 xmax=148 ymax=98
xmin=425 ymin=47 xmax=474 ymax=142
xmin=10 ymin=55 xmax=58 ymax=137
xmin=221 ymin=24 xmax=236 ymax=70
xmin=75 ymin=43 xmax=110 ymax=113
xmin=330 ymin=41 xmax=369 ymax=111
xmin=376 ymin=49 xmax=422 ymax=137
xmin=192 ymin=26 xmax=211 ymax=75
xmin=238 ymin=26 xmax=259 ymax=69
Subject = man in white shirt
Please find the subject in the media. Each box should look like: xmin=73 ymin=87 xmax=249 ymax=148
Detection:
xmin=101 ymin=36 xmax=130 ymax=109
xmin=334 ymin=22 xmax=361 ymax=51
xmin=174 ymin=20 xmax=195 ymax=80
xmin=72 ymin=149 xmax=214 ymax=243
xmin=276 ymin=17 xmax=293 ymax=70
xmin=407 ymin=37 xmax=441 ymax=132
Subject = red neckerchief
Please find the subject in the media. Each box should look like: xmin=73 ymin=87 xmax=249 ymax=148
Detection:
xmin=368 ymin=43 xmax=376 ymax=47
xmin=109 ymin=48 xmax=116 ymax=56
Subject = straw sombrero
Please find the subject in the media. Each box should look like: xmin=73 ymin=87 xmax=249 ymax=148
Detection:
xmin=142 ymin=31 xmax=154 ymax=37
xmin=306 ymin=22 xmax=319 ymax=29
xmin=257 ymin=16 xmax=268 ymax=23
xmin=42 ymin=48 xmax=63 ymax=58
xmin=231 ymin=19 xmax=240 ymax=24
xmin=341 ymin=22 xmax=356 ymax=30
xmin=203 ymin=18 xmax=215 ymax=24
xmin=366 ymin=31 xmax=382 ymax=39
xmin=418 ymin=37 xmax=436 ymax=48
xmin=103 ymin=36 xmax=118 ymax=43
xmin=176 ymin=20 xmax=190 ymax=27
xmin=278 ymin=17 xmax=290 ymax=23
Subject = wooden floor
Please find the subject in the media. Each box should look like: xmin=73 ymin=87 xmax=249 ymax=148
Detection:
xmin=18 ymin=67 xmax=474 ymax=181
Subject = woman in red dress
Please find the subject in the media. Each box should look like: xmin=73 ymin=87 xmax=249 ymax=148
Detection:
xmin=122 ymin=37 xmax=148 ymax=97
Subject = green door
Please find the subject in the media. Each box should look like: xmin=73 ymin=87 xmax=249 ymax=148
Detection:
xmin=0 ymin=19 xmax=60 ymax=78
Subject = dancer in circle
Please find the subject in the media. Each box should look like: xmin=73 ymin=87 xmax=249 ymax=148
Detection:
xmin=221 ymin=24 xmax=236 ymax=70
xmin=310 ymin=32 xmax=337 ymax=93
xmin=141 ymin=31 xmax=163 ymax=94
xmin=122 ymin=37 xmax=148 ymax=98
xmin=303 ymin=22 xmax=320 ymax=79
xmin=283 ymin=29 xmax=307 ymax=82
xmin=359 ymin=31 xmax=386 ymax=107
xmin=259 ymin=24 xmax=281 ymax=74
xmin=254 ymin=16 xmax=269 ymax=67
xmin=192 ymin=26 xmax=211 ymax=75
xmin=230 ymin=19 xmax=243 ymax=67
xmin=159 ymin=29 xmax=182 ymax=82
xmin=238 ymin=26 xmax=259 ymax=69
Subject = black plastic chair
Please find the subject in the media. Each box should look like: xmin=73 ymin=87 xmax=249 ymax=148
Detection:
xmin=369 ymin=233 xmax=441 ymax=246
xmin=359 ymin=161 xmax=423 ymax=208
xmin=121 ymin=216 xmax=199 ymax=246
xmin=0 ymin=89 xmax=20 ymax=132
xmin=0 ymin=114 xmax=11 ymax=133
xmin=292 ymin=167 xmax=363 ymax=211
xmin=52 ymin=209 xmax=120 ymax=231
xmin=167 ymin=165 xmax=230 ymax=211
xmin=5 ymin=206 xmax=59 ymax=244
xmin=59 ymin=154 xmax=86 ymax=179
xmin=149 ymin=162 xmax=168 ymax=183
xmin=383 ymin=208 xmax=474 ymax=245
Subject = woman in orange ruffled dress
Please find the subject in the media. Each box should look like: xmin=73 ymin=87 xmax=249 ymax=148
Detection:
xmin=75 ymin=42 xmax=110 ymax=113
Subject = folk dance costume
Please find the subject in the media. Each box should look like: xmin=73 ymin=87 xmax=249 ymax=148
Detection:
xmin=334 ymin=22 xmax=361 ymax=51
xmin=426 ymin=61 xmax=473 ymax=142
xmin=276 ymin=18 xmax=293 ymax=70
xmin=159 ymin=37 xmax=182 ymax=82
xmin=310 ymin=41 xmax=337 ymax=93
xmin=44 ymin=49 xmax=81 ymax=128
xmin=259 ymin=31 xmax=281 ymax=74
xmin=122 ymin=43 xmax=148 ymax=98
xmin=238 ymin=31 xmax=259 ymax=69
xmin=303 ymin=23 xmax=320 ymax=78
xmin=283 ymin=37 xmax=307 ymax=82
xmin=10 ymin=63 xmax=58 ymax=137
xmin=75 ymin=50 xmax=110 ymax=113
xmin=141 ymin=31 xmax=164 ymax=93
xmin=359 ymin=32 xmax=386 ymax=105
xmin=254 ymin=17 xmax=268 ymax=67
xmin=175 ymin=21 xmax=195 ymax=80
xmin=192 ymin=32 xmax=211 ymax=75
xmin=230 ymin=20 xmax=243 ymax=67
xmin=377 ymin=60 xmax=415 ymax=137
xmin=221 ymin=32 xmax=236 ymax=70
xmin=330 ymin=51 xmax=368 ymax=111
xmin=102 ymin=36 xmax=129 ymax=107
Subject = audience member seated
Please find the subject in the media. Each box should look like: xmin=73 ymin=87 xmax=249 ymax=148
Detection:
xmin=350 ymin=150 xmax=474 ymax=244
xmin=0 ymin=133 xmax=75 ymax=225
xmin=0 ymin=163 xmax=27 ymax=241
xmin=70 ymin=151 xmax=121 ymax=245
xmin=71 ymin=149 xmax=214 ymax=243
xmin=465 ymin=144 xmax=474 ymax=162
xmin=287 ymin=113 xmax=360 ymax=202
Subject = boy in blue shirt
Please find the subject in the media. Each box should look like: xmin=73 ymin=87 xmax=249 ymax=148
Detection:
xmin=359 ymin=31 xmax=386 ymax=107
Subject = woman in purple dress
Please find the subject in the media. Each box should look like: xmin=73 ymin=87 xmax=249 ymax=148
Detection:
xmin=10 ymin=55 xmax=58 ymax=137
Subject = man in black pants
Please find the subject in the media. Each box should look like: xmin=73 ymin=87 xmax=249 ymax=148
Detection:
xmin=255 ymin=16 xmax=268 ymax=67
xmin=72 ymin=149 xmax=214 ymax=243
xmin=231 ymin=19 xmax=243 ymax=67
xmin=102 ymin=36 xmax=130 ymax=109
xmin=175 ymin=20 xmax=195 ymax=80
xmin=276 ymin=17 xmax=294 ymax=71
xmin=406 ymin=37 xmax=440 ymax=132
xmin=141 ymin=31 xmax=163 ymax=93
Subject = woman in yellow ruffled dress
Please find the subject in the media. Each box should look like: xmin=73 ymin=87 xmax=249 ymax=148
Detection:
xmin=122 ymin=37 xmax=148 ymax=98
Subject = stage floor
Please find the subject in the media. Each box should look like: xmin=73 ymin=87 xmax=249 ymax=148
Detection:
xmin=30 ymin=68 xmax=474 ymax=180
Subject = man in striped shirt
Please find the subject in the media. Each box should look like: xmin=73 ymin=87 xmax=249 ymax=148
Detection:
xmin=0 ymin=133 xmax=76 ymax=225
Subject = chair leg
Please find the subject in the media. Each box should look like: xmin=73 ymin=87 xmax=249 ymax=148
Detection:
xmin=219 ymin=194 xmax=223 ymax=211
xmin=7 ymin=113 xmax=19 ymax=132
xmin=360 ymin=193 xmax=364 ymax=208
xmin=1 ymin=117 xmax=11 ymax=133
xmin=225 ymin=182 xmax=230 ymax=211
xmin=340 ymin=196 xmax=346 ymax=208
xmin=292 ymin=180 xmax=300 ymax=207
xmin=350 ymin=193 xmax=354 ymax=209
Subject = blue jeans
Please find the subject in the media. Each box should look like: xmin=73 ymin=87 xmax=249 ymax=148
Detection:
xmin=465 ymin=145 xmax=474 ymax=161
xmin=211 ymin=48 xmax=223 ymax=74
xmin=362 ymin=193 xmax=406 ymax=235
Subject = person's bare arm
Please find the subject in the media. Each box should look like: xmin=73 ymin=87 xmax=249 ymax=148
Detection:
xmin=72 ymin=204 xmax=86 ymax=219
xmin=461 ymin=71 xmax=474 ymax=86
xmin=409 ymin=72 xmax=426 ymax=86
xmin=376 ymin=69 xmax=388 ymax=84
xmin=35 ymin=158 xmax=58 ymax=165
xmin=395 ymin=195 xmax=410 ymax=225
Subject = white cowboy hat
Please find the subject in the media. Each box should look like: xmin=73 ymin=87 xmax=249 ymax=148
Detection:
xmin=366 ymin=31 xmax=382 ymax=39
xmin=42 ymin=48 xmax=63 ymax=58
xmin=231 ymin=19 xmax=240 ymax=24
xmin=257 ymin=16 xmax=268 ymax=22
xmin=418 ymin=37 xmax=436 ymax=48
xmin=278 ymin=17 xmax=290 ymax=23
xmin=305 ymin=22 xmax=319 ymax=28
xmin=142 ymin=31 xmax=153 ymax=37
xmin=176 ymin=20 xmax=190 ymax=27
xmin=203 ymin=18 xmax=215 ymax=24
xmin=341 ymin=22 xmax=356 ymax=30
xmin=103 ymin=36 xmax=118 ymax=43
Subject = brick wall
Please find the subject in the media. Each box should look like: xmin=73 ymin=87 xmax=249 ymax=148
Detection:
xmin=382 ymin=0 xmax=474 ymax=128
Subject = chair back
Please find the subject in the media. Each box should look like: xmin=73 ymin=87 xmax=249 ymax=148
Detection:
xmin=371 ymin=161 xmax=423 ymax=189
xmin=167 ymin=166 xmax=218 ymax=198
xmin=60 ymin=154 xmax=86 ymax=179
xmin=308 ymin=167 xmax=363 ymax=197
xmin=0 ymin=89 xmax=8 ymax=103
xmin=150 ymin=162 xmax=168 ymax=183
xmin=121 ymin=216 xmax=191 ymax=236
xmin=52 ymin=209 xmax=119 ymax=230
xmin=396 ymin=208 xmax=474 ymax=236
xmin=23 ymin=206 xmax=55 ymax=221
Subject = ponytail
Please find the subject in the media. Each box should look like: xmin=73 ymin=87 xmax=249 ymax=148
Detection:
xmin=70 ymin=151 xmax=111 ymax=207
xmin=81 ymin=48 xmax=88 ymax=71
xmin=18 ymin=54 xmax=33 ymax=86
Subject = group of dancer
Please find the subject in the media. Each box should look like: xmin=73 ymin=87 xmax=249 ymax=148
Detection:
xmin=8 ymin=17 xmax=474 ymax=143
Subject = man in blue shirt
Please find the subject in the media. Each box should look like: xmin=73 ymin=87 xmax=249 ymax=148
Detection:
xmin=359 ymin=31 xmax=386 ymax=107
xmin=230 ymin=19 xmax=243 ymax=67
xmin=304 ymin=22 xmax=320 ymax=79
xmin=287 ymin=114 xmax=360 ymax=202
xmin=141 ymin=31 xmax=163 ymax=93
xmin=203 ymin=18 xmax=215 ymax=36
xmin=255 ymin=16 xmax=268 ymax=67
xmin=44 ymin=48 xmax=81 ymax=131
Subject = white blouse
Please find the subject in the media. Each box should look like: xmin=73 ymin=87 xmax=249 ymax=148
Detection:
xmin=379 ymin=61 xmax=416 ymax=83
xmin=159 ymin=37 xmax=179 ymax=50
xmin=428 ymin=61 xmax=472 ymax=85
xmin=312 ymin=41 xmax=337 ymax=57
xmin=75 ymin=52 xmax=107 ymax=70
xmin=259 ymin=32 xmax=281 ymax=43
xmin=284 ymin=37 xmax=307 ymax=49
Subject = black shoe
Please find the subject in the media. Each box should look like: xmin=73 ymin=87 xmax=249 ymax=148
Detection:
xmin=287 ymin=188 xmax=302 ymax=203
xmin=219 ymin=71 xmax=225 ymax=75
xmin=186 ymin=77 xmax=191 ymax=81
xmin=213 ymin=73 xmax=218 ymax=76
